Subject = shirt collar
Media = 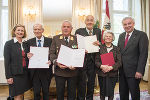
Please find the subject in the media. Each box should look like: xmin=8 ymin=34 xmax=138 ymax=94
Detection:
xmin=86 ymin=28 xmax=93 ymax=33
xmin=125 ymin=30 xmax=133 ymax=36
xmin=36 ymin=36 xmax=44 ymax=42
xmin=13 ymin=37 xmax=25 ymax=43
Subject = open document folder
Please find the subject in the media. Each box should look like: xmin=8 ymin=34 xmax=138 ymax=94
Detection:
xmin=100 ymin=52 xmax=115 ymax=66
xmin=57 ymin=45 xmax=85 ymax=67
xmin=77 ymin=34 xmax=99 ymax=53
xmin=28 ymin=47 xmax=49 ymax=68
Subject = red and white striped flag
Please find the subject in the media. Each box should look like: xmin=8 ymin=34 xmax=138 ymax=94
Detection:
xmin=101 ymin=0 xmax=111 ymax=44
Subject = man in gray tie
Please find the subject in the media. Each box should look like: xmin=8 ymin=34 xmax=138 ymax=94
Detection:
xmin=27 ymin=24 xmax=53 ymax=100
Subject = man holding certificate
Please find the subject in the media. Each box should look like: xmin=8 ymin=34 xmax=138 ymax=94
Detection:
xmin=50 ymin=20 xmax=78 ymax=100
xmin=75 ymin=15 xmax=101 ymax=100
xmin=27 ymin=24 xmax=52 ymax=100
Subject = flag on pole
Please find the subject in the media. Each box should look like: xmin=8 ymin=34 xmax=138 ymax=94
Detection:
xmin=101 ymin=0 xmax=111 ymax=44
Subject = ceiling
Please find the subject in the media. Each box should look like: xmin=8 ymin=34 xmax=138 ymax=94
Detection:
xmin=42 ymin=0 xmax=72 ymax=22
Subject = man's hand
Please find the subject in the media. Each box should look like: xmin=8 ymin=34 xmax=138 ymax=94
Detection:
xmin=135 ymin=72 xmax=142 ymax=79
xmin=68 ymin=66 xmax=76 ymax=70
xmin=93 ymin=41 xmax=100 ymax=46
xmin=27 ymin=53 xmax=33 ymax=59
xmin=7 ymin=78 xmax=13 ymax=84
xmin=57 ymin=62 xmax=67 ymax=69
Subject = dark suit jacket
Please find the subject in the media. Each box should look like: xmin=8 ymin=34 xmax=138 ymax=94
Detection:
xmin=4 ymin=39 xmax=28 ymax=79
xmin=49 ymin=34 xmax=78 ymax=77
xmin=95 ymin=44 xmax=121 ymax=77
xmin=118 ymin=29 xmax=149 ymax=77
xmin=75 ymin=28 xmax=101 ymax=67
xmin=27 ymin=37 xmax=52 ymax=79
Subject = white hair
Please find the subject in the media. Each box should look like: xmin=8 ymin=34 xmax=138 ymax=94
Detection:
xmin=103 ymin=30 xmax=115 ymax=41
xmin=122 ymin=17 xmax=135 ymax=24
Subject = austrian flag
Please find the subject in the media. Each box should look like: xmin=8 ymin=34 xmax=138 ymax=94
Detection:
xmin=101 ymin=0 xmax=111 ymax=44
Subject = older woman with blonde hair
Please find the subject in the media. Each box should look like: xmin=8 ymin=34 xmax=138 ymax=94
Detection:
xmin=95 ymin=30 xmax=121 ymax=100
xmin=4 ymin=24 xmax=31 ymax=100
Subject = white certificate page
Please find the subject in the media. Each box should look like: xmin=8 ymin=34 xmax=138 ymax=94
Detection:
xmin=28 ymin=47 xmax=49 ymax=68
xmin=77 ymin=34 xmax=99 ymax=53
xmin=57 ymin=45 xmax=85 ymax=67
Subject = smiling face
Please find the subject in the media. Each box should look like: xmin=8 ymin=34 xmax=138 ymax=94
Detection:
xmin=61 ymin=21 xmax=72 ymax=37
xmin=122 ymin=18 xmax=135 ymax=34
xmin=33 ymin=24 xmax=44 ymax=39
xmin=14 ymin=27 xmax=25 ymax=38
xmin=85 ymin=15 xmax=94 ymax=30
xmin=104 ymin=33 xmax=114 ymax=44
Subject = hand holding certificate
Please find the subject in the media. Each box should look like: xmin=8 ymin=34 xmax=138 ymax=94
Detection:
xmin=77 ymin=34 xmax=99 ymax=53
xmin=28 ymin=47 xmax=49 ymax=68
xmin=57 ymin=45 xmax=85 ymax=67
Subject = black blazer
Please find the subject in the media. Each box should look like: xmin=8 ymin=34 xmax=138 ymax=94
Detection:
xmin=75 ymin=28 xmax=101 ymax=66
xmin=118 ymin=29 xmax=149 ymax=77
xmin=27 ymin=37 xmax=52 ymax=79
xmin=95 ymin=44 xmax=121 ymax=77
xmin=4 ymin=39 xmax=28 ymax=79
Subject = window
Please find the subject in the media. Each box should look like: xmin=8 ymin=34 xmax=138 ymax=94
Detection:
xmin=0 ymin=0 xmax=8 ymax=58
xmin=102 ymin=0 xmax=132 ymax=45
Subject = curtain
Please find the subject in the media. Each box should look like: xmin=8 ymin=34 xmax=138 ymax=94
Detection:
xmin=140 ymin=0 xmax=149 ymax=82
xmin=8 ymin=0 xmax=23 ymax=33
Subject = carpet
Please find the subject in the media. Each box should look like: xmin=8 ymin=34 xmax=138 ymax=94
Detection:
xmin=94 ymin=90 xmax=150 ymax=100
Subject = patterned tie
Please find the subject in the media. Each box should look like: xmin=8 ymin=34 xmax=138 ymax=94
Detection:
xmin=65 ymin=37 xmax=68 ymax=45
xmin=124 ymin=34 xmax=130 ymax=48
xmin=38 ymin=40 xmax=41 ymax=47
xmin=89 ymin=30 xmax=92 ymax=36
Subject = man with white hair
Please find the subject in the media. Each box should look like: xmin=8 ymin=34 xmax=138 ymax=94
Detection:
xmin=27 ymin=24 xmax=53 ymax=100
xmin=118 ymin=17 xmax=149 ymax=100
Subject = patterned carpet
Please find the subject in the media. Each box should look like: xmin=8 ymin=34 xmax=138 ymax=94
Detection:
xmin=94 ymin=90 xmax=150 ymax=100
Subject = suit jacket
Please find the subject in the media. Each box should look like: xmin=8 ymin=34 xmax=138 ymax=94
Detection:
xmin=4 ymin=39 xmax=28 ymax=79
xmin=49 ymin=34 xmax=78 ymax=77
xmin=95 ymin=44 xmax=121 ymax=77
xmin=75 ymin=28 xmax=101 ymax=67
xmin=118 ymin=29 xmax=149 ymax=77
xmin=27 ymin=37 xmax=52 ymax=79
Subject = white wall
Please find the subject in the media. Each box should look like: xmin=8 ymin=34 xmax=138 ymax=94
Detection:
xmin=0 ymin=59 xmax=7 ymax=84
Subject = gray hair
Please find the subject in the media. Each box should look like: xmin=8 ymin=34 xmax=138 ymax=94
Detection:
xmin=103 ymin=30 xmax=115 ymax=41
xmin=62 ymin=20 xmax=73 ymax=28
xmin=122 ymin=17 xmax=135 ymax=24
xmin=33 ymin=23 xmax=44 ymax=30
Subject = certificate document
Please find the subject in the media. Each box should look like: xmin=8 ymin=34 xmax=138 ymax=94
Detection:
xmin=57 ymin=45 xmax=85 ymax=67
xmin=28 ymin=47 xmax=49 ymax=68
xmin=77 ymin=34 xmax=99 ymax=53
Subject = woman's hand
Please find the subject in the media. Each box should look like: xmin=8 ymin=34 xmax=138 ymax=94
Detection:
xmin=27 ymin=53 xmax=33 ymax=59
xmin=7 ymin=78 xmax=13 ymax=84
xmin=100 ymin=65 xmax=113 ymax=73
xmin=47 ymin=60 xmax=51 ymax=66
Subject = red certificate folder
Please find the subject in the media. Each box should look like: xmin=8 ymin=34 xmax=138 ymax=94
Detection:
xmin=100 ymin=52 xmax=115 ymax=66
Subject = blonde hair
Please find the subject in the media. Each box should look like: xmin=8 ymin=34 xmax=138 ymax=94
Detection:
xmin=11 ymin=24 xmax=27 ymax=38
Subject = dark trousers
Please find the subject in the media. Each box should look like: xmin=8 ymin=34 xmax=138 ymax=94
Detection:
xmin=119 ymin=72 xmax=141 ymax=100
xmin=55 ymin=75 xmax=77 ymax=100
xmin=77 ymin=60 xmax=96 ymax=100
xmin=32 ymin=70 xmax=52 ymax=100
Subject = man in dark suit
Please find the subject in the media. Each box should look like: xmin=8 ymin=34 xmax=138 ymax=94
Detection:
xmin=118 ymin=17 xmax=149 ymax=100
xmin=50 ymin=20 xmax=78 ymax=100
xmin=75 ymin=15 xmax=101 ymax=100
xmin=27 ymin=24 xmax=53 ymax=100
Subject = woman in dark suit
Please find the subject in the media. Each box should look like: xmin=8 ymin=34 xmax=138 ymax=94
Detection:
xmin=4 ymin=24 xmax=31 ymax=100
xmin=95 ymin=31 xmax=121 ymax=100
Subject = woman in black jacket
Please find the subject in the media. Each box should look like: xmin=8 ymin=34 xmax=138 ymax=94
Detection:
xmin=95 ymin=30 xmax=121 ymax=100
xmin=4 ymin=24 xmax=31 ymax=100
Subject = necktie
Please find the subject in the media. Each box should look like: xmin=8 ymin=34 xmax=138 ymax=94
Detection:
xmin=89 ymin=30 xmax=92 ymax=36
xmin=124 ymin=34 xmax=130 ymax=48
xmin=65 ymin=37 xmax=68 ymax=45
xmin=38 ymin=40 xmax=41 ymax=47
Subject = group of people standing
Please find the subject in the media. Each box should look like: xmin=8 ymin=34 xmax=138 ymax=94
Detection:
xmin=4 ymin=15 xmax=148 ymax=100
